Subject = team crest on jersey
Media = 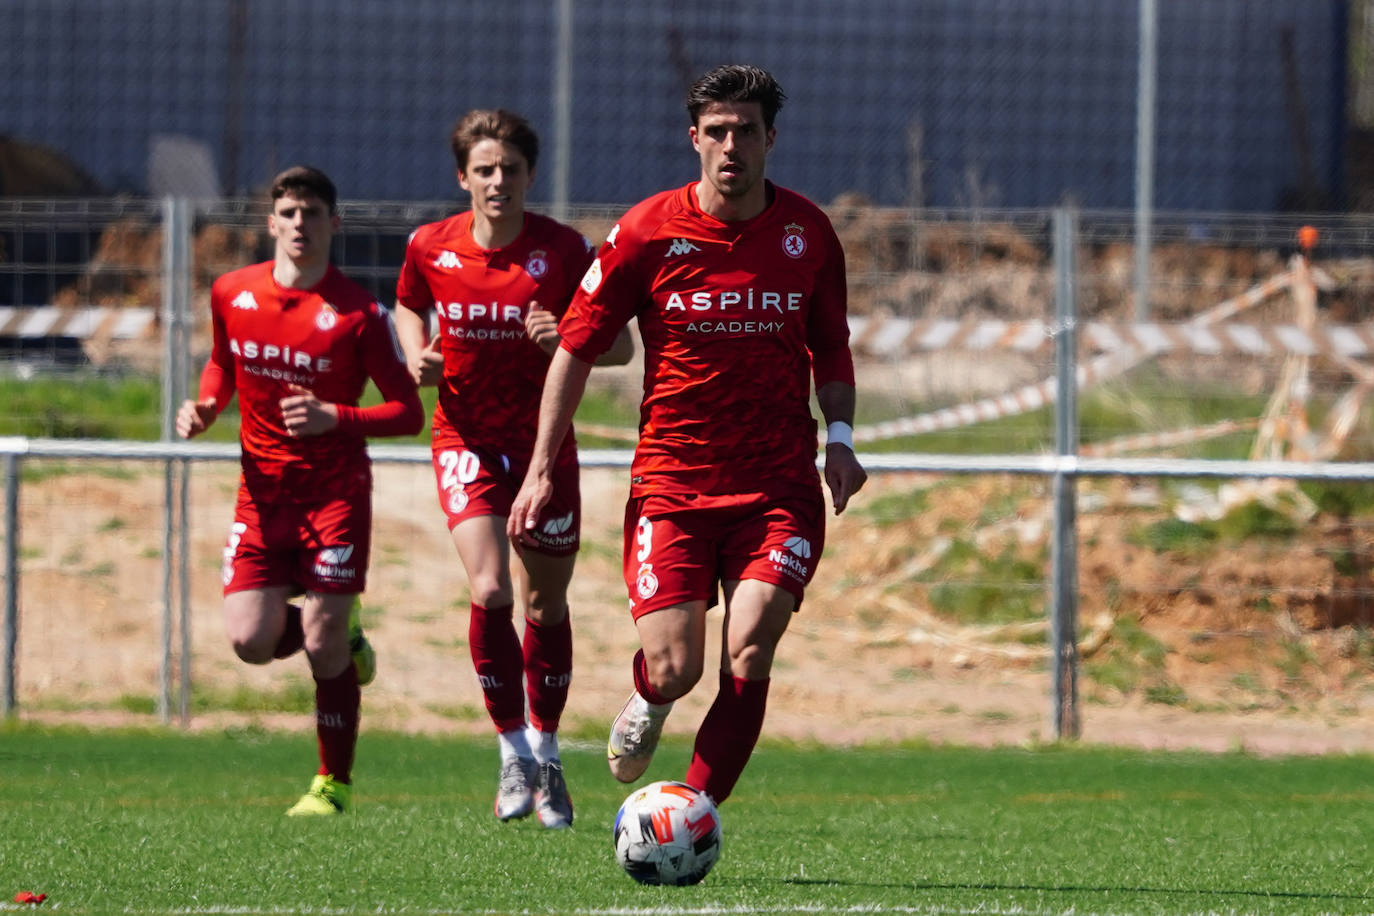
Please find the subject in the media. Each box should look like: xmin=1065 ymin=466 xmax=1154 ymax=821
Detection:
xmin=525 ymin=249 xmax=549 ymax=279
xmin=635 ymin=563 xmax=659 ymax=600
xmin=315 ymin=303 xmax=338 ymax=331
xmin=782 ymin=223 xmax=807 ymax=259
xmin=448 ymin=486 xmax=469 ymax=515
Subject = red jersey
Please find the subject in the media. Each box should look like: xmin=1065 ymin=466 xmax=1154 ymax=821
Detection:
xmin=202 ymin=262 xmax=422 ymax=502
xmin=395 ymin=211 xmax=594 ymax=453
xmin=559 ymin=181 xmax=855 ymax=500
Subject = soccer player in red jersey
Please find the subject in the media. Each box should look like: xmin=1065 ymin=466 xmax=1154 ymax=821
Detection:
xmin=393 ymin=110 xmax=632 ymax=828
xmin=177 ymin=166 xmax=424 ymax=816
xmin=510 ymin=65 xmax=868 ymax=805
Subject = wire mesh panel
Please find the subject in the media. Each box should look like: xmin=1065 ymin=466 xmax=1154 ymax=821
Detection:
xmin=0 ymin=0 xmax=1352 ymax=210
xmin=2 ymin=0 xmax=1373 ymax=747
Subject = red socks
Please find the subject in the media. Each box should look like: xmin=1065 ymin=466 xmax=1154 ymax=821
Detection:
xmin=468 ymin=602 xmax=527 ymax=733
xmin=522 ymin=613 xmax=572 ymax=733
xmin=632 ymin=648 xmax=676 ymax=706
xmin=685 ymin=671 xmax=769 ymax=804
xmin=313 ymin=662 xmax=360 ymax=783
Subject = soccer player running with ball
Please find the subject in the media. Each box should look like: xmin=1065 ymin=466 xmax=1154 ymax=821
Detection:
xmin=509 ymin=65 xmax=867 ymax=806
xmin=177 ymin=166 xmax=424 ymax=816
xmin=393 ymin=110 xmax=633 ymax=828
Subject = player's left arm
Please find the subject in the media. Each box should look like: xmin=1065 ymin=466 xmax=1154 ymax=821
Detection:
xmin=527 ymin=238 xmax=636 ymax=366
xmin=529 ymin=300 xmax=634 ymax=366
xmin=808 ymin=230 xmax=867 ymax=514
xmin=321 ymin=304 xmax=424 ymax=438
xmin=817 ymin=380 xmax=866 ymax=514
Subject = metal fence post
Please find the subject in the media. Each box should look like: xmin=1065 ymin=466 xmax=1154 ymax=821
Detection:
xmin=1051 ymin=207 xmax=1081 ymax=741
xmin=550 ymin=0 xmax=574 ymax=224
xmin=160 ymin=196 xmax=192 ymax=724
xmin=1134 ymin=0 xmax=1157 ymax=320
xmin=2 ymin=451 xmax=18 ymax=717
xmin=178 ymin=454 xmax=191 ymax=726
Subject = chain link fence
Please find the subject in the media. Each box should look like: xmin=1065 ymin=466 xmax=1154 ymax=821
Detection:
xmin=3 ymin=199 xmax=1374 ymax=743
xmin=0 ymin=0 xmax=1354 ymax=210
xmin=3 ymin=0 xmax=1374 ymax=742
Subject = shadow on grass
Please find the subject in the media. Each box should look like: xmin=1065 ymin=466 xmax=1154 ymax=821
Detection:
xmin=771 ymin=875 xmax=1371 ymax=906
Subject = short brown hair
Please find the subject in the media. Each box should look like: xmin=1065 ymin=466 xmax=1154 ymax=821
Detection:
xmin=449 ymin=109 xmax=540 ymax=172
xmin=269 ymin=165 xmax=338 ymax=213
xmin=686 ymin=64 xmax=787 ymax=131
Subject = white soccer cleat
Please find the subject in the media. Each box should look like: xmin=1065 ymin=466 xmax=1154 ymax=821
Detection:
xmin=494 ymin=757 xmax=538 ymax=821
xmin=607 ymin=691 xmax=673 ymax=783
xmin=534 ymin=759 xmax=574 ymax=829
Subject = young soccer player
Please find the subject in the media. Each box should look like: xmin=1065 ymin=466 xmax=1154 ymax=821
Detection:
xmin=510 ymin=65 xmax=867 ymax=805
xmin=177 ymin=165 xmax=424 ymax=815
xmin=392 ymin=110 xmax=632 ymax=828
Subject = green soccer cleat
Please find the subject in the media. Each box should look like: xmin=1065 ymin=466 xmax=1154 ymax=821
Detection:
xmin=347 ymin=596 xmax=376 ymax=686
xmin=286 ymin=773 xmax=352 ymax=816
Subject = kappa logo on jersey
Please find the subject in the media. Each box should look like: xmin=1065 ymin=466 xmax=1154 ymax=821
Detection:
xmin=636 ymin=563 xmax=660 ymax=600
xmin=580 ymin=258 xmax=603 ymax=295
xmin=231 ymin=290 xmax=259 ymax=310
xmin=315 ymin=302 xmax=338 ymax=331
xmin=606 ymin=224 xmax=621 ymax=247
xmin=782 ymin=223 xmax=807 ymax=259
xmin=543 ymin=511 xmax=574 ymax=535
xmin=525 ymin=249 xmax=549 ymax=279
xmin=434 ymin=249 xmax=462 ymax=269
xmin=665 ymin=238 xmax=701 ymax=258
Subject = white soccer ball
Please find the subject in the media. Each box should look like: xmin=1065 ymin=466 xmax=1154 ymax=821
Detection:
xmin=612 ymin=780 xmax=723 ymax=885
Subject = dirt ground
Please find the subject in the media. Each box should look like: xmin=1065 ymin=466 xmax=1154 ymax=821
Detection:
xmin=11 ymin=458 xmax=1374 ymax=757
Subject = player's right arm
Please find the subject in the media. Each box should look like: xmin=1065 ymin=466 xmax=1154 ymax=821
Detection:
xmin=177 ymin=293 xmax=237 ymax=439
xmin=509 ymin=210 xmax=648 ymax=542
xmin=394 ymin=227 xmax=444 ymax=386
xmin=508 ymin=346 xmax=594 ymax=546
xmin=394 ymin=303 xmax=443 ymax=386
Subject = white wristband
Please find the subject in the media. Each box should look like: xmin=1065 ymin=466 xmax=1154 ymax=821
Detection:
xmin=826 ymin=421 xmax=854 ymax=450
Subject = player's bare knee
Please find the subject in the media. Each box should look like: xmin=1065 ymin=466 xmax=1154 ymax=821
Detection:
xmin=524 ymin=599 xmax=568 ymax=626
xmin=470 ymin=581 xmax=513 ymax=609
xmin=728 ymin=642 xmax=777 ymax=679
xmin=230 ymin=635 xmax=274 ymax=665
xmin=647 ymin=657 xmax=703 ymax=700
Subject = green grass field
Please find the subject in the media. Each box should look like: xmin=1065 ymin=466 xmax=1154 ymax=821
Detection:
xmin=1 ymin=724 xmax=1371 ymax=915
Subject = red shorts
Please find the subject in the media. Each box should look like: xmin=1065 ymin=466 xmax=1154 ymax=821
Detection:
xmin=622 ymin=491 xmax=826 ymax=619
xmin=431 ymin=440 xmax=580 ymax=557
xmin=222 ymin=488 xmax=371 ymax=596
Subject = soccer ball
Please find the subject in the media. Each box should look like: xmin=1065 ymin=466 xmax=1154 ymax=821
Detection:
xmin=612 ymin=780 xmax=723 ymax=885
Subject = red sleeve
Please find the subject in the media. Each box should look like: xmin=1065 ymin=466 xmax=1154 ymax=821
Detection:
xmin=394 ymin=227 xmax=434 ymax=314
xmin=334 ymin=305 xmax=424 ymax=437
xmin=807 ymin=229 xmax=855 ymax=389
xmin=558 ymin=222 xmax=646 ymax=361
xmin=198 ymin=284 xmax=237 ymax=407
xmin=550 ymin=234 xmax=596 ymax=320
xmin=196 ymin=359 xmax=236 ymax=406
